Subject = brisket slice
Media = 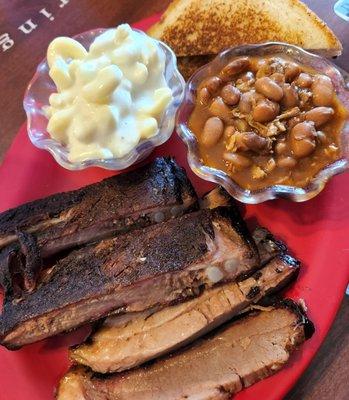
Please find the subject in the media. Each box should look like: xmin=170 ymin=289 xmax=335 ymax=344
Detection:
xmin=0 ymin=157 xmax=197 ymax=291
xmin=0 ymin=207 xmax=258 ymax=349
xmin=252 ymin=226 xmax=287 ymax=266
xmin=57 ymin=299 xmax=314 ymax=400
xmin=200 ymin=186 xmax=235 ymax=209
xmin=201 ymin=187 xmax=287 ymax=265
xmin=70 ymin=253 xmax=299 ymax=373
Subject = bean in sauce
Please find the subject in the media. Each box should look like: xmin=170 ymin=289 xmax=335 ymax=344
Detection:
xmin=281 ymin=84 xmax=298 ymax=109
xmin=252 ymin=99 xmax=279 ymax=122
xmin=239 ymin=92 xmax=254 ymax=113
xmin=203 ymin=76 xmax=222 ymax=94
xmin=220 ymin=57 xmax=250 ymax=80
xmin=305 ymin=107 xmax=334 ymax=127
xmin=198 ymin=87 xmax=211 ymax=105
xmin=295 ymin=73 xmax=313 ymax=88
xmin=255 ymin=77 xmax=283 ymax=101
xmin=201 ymin=117 xmax=224 ymax=147
xmin=221 ymin=84 xmax=241 ymax=105
xmin=284 ymin=62 xmax=300 ymax=82
xmin=189 ymin=55 xmax=347 ymax=190
xmin=209 ymin=97 xmax=231 ymax=121
xmin=289 ymin=121 xmax=316 ymax=158
xmin=223 ymin=152 xmax=251 ymax=168
xmin=312 ymin=75 xmax=334 ymax=107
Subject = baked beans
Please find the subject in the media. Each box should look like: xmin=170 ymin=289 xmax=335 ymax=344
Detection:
xmin=189 ymin=55 xmax=347 ymax=190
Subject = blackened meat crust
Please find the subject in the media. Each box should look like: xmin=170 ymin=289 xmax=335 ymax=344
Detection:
xmin=0 ymin=205 xmax=258 ymax=349
xmin=258 ymin=297 xmax=315 ymax=339
xmin=0 ymin=157 xmax=197 ymax=255
xmin=0 ymin=157 xmax=198 ymax=293
xmin=0 ymin=210 xmax=211 ymax=336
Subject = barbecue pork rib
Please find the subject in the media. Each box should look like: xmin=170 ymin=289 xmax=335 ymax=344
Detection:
xmin=70 ymin=253 xmax=299 ymax=373
xmin=0 ymin=157 xmax=197 ymax=293
xmin=0 ymin=207 xmax=258 ymax=349
xmin=57 ymin=299 xmax=314 ymax=400
xmin=0 ymin=157 xmax=197 ymax=255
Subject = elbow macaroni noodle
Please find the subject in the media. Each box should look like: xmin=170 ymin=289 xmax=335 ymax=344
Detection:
xmin=45 ymin=24 xmax=173 ymax=162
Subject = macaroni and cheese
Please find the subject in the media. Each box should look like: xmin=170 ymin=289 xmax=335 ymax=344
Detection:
xmin=45 ymin=24 xmax=173 ymax=162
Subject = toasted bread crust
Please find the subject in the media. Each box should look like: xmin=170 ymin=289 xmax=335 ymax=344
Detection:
xmin=148 ymin=0 xmax=342 ymax=57
xmin=177 ymin=54 xmax=215 ymax=80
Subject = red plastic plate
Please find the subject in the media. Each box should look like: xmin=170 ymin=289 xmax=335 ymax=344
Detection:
xmin=0 ymin=15 xmax=348 ymax=400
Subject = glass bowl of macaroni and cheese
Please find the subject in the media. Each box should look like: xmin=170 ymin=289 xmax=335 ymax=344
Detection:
xmin=24 ymin=24 xmax=185 ymax=170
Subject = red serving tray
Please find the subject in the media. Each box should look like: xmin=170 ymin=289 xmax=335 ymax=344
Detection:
xmin=0 ymin=15 xmax=348 ymax=400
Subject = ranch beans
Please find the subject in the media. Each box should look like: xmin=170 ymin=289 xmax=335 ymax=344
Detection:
xmin=239 ymin=90 xmax=265 ymax=113
xmin=240 ymin=71 xmax=255 ymax=82
xmin=277 ymin=156 xmax=297 ymax=168
xmin=231 ymin=131 xmax=269 ymax=153
xmin=209 ymin=97 xmax=231 ymax=121
xmin=233 ymin=118 xmax=249 ymax=131
xmin=316 ymin=131 xmax=327 ymax=145
xmin=270 ymin=73 xmax=285 ymax=85
xmin=198 ymin=87 xmax=210 ymax=105
xmin=189 ymin=54 xmax=344 ymax=191
xmin=312 ymin=75 xmax=334 ymax=106
xmin=223 ymin=152 xmax=251 ymax=168
xmin=239 ymin=92 xmax=253 ymax=113
xmin=291 ymin=121 xmax=316 ymax=140
xmin=242 ymin=132 xmax=270 ymax=153
xmin=203 ymin=76 xmax=222 ymax=94
xmin=253 ymin=58 xmax=267 ymax=71
xmin=295 ymin=73 xmax=313 ymax=88
xmin=255 ymin=77 xmax=283 ymax=101
xmin=265 ymin=158 xmax=276 ymax=172
xmin=288 ymin=116 xmax=302 ymax=130
xmin=256 ymin=63 xmax=272 ymax=78
xmin=252 ymin=99 xmax=279 ymax=122
xmin=305 ymin=107 xmax=334 ymax=127
xmin=202 ymin=117 xmax=224 ymax=147
xmin=289 ymin=122 xmax=316 ymax=158
xmin=275 ymin=141 xmax=288 ymax=155
xmin=284 ymin=62 xmax=300 ymax=82
xmin=291 ymin=139 xmax=316 ymax=158
xmin=281 ymin=84 xmax=298 ymax=109
xmin=221 ymin=84 xmax=241 ymax=105
xmin=250 ymin=91 xmax=265 ymax=103
xmin=220 ymin=57 xmax=250 ymax=80
xmin=224 ymin=125 xmax=235 ymax=139
xmin=229 ymin=132 xmax=249 ymax=152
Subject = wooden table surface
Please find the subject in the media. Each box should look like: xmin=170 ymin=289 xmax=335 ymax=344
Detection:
xmin=0 ymin=1 xmax=348 ymax=399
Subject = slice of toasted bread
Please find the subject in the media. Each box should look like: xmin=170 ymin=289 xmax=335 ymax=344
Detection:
xmin=177 ymin=54 xmax=215 ymax=80
xmin=148 ymin=0 xmax=342 ymax=57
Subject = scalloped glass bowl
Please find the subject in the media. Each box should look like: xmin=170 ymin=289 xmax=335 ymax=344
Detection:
xmin=176 ymin=42 xmax=349 ymax=203
xmin=24 ymin=28 xmax=185 ymax=170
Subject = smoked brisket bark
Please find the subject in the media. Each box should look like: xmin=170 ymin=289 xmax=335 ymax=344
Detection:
xmin=0 ymin=207 xmax=258 ymax=349
xmin=57 ymin=300 xmax=314 ymax=400
xmin=0 ymin=157 xmax=197 ymax=294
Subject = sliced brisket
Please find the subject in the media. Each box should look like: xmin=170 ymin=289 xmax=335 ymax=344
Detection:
xmin=57 ymin=299 xmax=314 ymax=400
xmin=70 ymin=253 xmax=299 ymax=373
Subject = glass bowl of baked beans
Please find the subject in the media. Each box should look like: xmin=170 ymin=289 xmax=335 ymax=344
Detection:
xmin=176 ymin=42 xmax=349 ymax=203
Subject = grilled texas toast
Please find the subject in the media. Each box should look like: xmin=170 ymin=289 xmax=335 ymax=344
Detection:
xmin=148 ymin=0 xmax=342 ymax=60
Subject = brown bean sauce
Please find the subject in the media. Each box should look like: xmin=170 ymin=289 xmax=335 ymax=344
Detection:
xmin=189 ymin=55 xmax=348 ymax=190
